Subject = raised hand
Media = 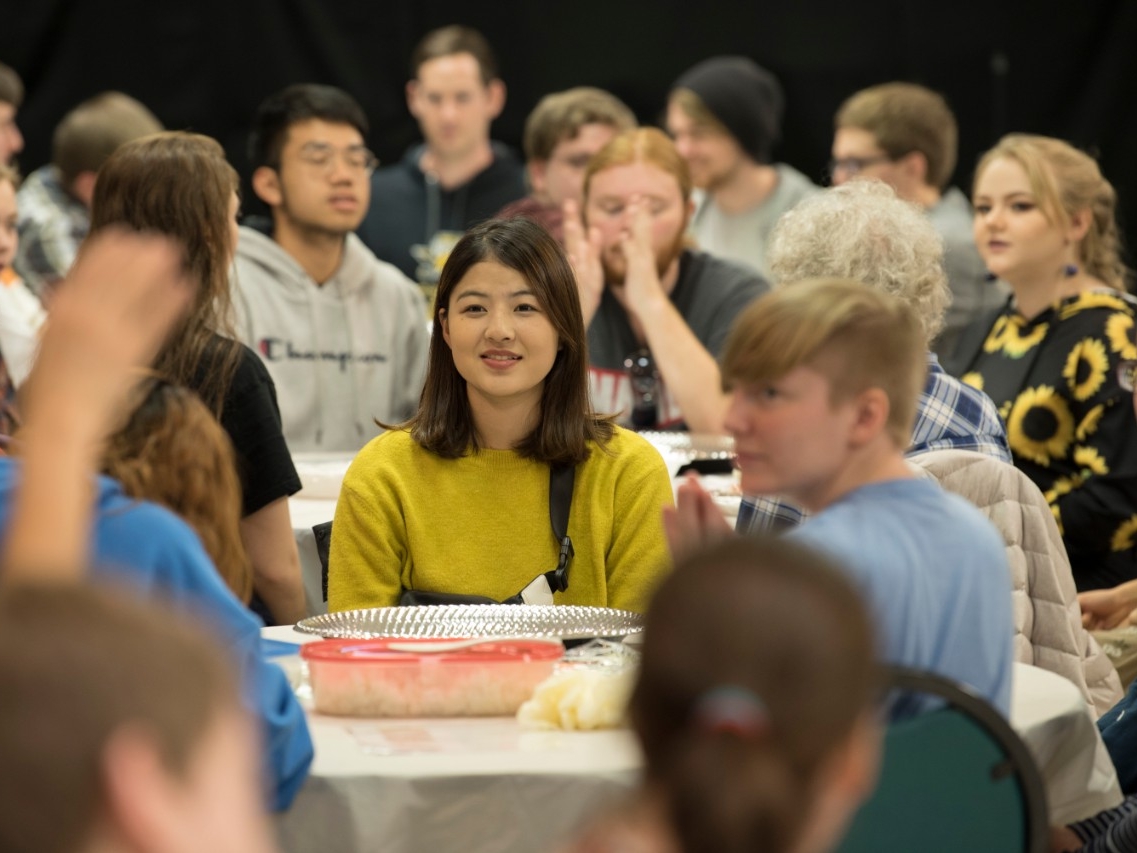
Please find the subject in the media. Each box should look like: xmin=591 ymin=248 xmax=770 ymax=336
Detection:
xmin=662 ymin=473 xmax=735 ymax=561
xmin=563 ymin=198 xmax=604 ymax=326
xmin=618 ymin=196 xmax=666 ymax=318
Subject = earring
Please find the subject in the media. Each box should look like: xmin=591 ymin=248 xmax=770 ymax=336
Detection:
xmin=1064 ymin=264 xmax=1078 ymax=278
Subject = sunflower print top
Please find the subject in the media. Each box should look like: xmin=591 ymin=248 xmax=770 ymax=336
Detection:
xmin=957 ymin=289 xmax=1137 ymax=590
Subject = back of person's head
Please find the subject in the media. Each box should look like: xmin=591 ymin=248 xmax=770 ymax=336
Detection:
xmin=412 ymin=216 xmax=611 ymax=464
xmin=669 ymin=56 xmax=784 ymax=164
xmin=522 ymin=87 xmax=637 ymax=163
xmin=248 ymin=83 xmax=369 ymax=171
xmin=411 ymin=24 xmax=499 ymax=84
xmin=768 ymin=180 xmax=949 ymax=345
xmin=975 ymin=133 xmax=1130 ymax=292
xmin=90 ymin=131 xmax=241 ymax=414
xmin=0 ymin=63 xmax=23 ymax=108
xmin=52 ymin=92 xmax=163 ymax=187
xmin=835 ymin=83 xmax=957 ymax=191
xmin=583 ymin=127 xmax=693 ymax=204
xmin=101 ymin=378 xmax=252 ymax=603
xmin=0 ymin=583 xmax=248 ymax=853
xmin=633 ymin=536 xmax=879 ymax=853
xmin=722 ymin=278 xmax=926 ymax=447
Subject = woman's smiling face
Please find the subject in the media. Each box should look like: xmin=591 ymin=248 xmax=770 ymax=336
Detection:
xmin=440 ymin=260 xmax=560 ymax=417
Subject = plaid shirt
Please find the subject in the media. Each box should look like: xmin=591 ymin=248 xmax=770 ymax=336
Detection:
xmin=14 ymin=165 xmax=89 ymax=298
xmin=736 ymin=353 xmax=1011 ymax=534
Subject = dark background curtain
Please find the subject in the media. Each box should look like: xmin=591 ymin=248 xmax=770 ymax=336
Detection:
xmin=3 ymin=0 xmax=1135 ymax=270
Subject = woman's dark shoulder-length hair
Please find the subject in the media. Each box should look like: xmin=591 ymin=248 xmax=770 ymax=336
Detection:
xmin=409 ymin=217 xmax=614 ymax=465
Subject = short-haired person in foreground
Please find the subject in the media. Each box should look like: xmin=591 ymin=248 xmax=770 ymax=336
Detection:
xmin=235 ymin=83 xmax=428 ymax=453
xmin=357 ymin=25 xmax=526 ymax=287
xmin=0 ymin=585 xmax=279 ymax=853
xmin=832 ymin=82 xmax=1007 ymax=357
xmin=566 ymin=128 xmax=768 ymax=433
xmin=328 ymin=217 xmax=673 ymax=612
xmin=667 ymin=279 xmax=1014 ymax=716
xmin=736 ymin=180 xmax=1010 ymax=534
xmin=563 ymin=537 xmax=881 ymax=853
xmin=16 ymin=91 xmax=162 ymax=298
xmin=497 ymin=86 xmax=637 ymax=243
xmin=666 ymin=56 xmax=818 ymax=278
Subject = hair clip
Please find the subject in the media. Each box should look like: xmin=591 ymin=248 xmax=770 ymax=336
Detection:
xmin=692 ymin=685 xmax=769 ymax=738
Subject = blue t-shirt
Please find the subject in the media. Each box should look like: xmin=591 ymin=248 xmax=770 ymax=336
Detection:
xmin=0 ymin=459 xmax=312 ymax=810
xmin=789 ymin=478 xmax=1014 ymax=717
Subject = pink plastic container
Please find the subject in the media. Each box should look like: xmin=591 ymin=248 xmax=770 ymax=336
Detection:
xmin=301 ymin=638 xmax=564 ymax=718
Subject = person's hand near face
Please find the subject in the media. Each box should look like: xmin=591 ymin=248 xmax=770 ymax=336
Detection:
xmin=618 ymin=196 xmax=669 ymax=318
xmin=563 ymin=198 xmax=604 ymax=326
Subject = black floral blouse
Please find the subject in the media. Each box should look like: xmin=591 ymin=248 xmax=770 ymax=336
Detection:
xmin=957 ymin=290 xmax=1137 ymax=590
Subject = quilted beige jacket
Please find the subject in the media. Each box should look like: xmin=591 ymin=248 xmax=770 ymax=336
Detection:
xmin=908 ymin=449 xmax=1121 ymax=717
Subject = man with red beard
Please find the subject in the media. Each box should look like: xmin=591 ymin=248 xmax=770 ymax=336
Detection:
xmin=232 ymin=84 xmax=428 ymax=453
xmin=566 ymin=128 xmax=767 ymax=433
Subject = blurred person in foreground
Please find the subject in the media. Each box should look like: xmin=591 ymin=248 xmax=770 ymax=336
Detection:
xmin=563 ymin=536 xmax=881 ymax=853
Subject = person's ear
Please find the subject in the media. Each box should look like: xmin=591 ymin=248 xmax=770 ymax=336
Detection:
xmin=528 ymin=160 xmax=548 ymax=195
xmin=70 ymin=171 xmax=98 ymax=209
xmin=897 ymin=150 xmax=929 ymax=186
xmin=439 ymin=307 xmax=450 ymax=346
xmin=1067 ymin=207 xmax=1092 ymax=244
xmin=101 ymin=724 xmax=184 ymax=851
xmin=486 ymin=79 xmax=506 ymax=119
xmin=848 ymin=387 xmax=891 ymax=447
xmin=252 ymin=166 xmax=282 ymax=207
xmin=406 ymin=80 xmax=421 ymax=119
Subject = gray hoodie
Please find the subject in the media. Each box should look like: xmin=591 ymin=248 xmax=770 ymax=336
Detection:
xmin=232 ymin=225 xmax=428 ymax=453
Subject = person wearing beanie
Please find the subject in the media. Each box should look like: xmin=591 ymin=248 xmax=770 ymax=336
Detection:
xmin=666 ymin=56 xmax=818 ymax=278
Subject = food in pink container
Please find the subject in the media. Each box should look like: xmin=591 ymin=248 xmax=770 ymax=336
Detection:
xmin=301 ymin=637 xmax=565 ymax=717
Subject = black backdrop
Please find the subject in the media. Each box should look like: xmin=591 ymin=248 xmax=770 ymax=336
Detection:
xmin=3 ymin=0 xmax=1137 ymax=269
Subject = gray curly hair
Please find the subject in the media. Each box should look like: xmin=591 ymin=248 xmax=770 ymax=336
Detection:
xmin=768 ymin=180 xmax=950 ymax=345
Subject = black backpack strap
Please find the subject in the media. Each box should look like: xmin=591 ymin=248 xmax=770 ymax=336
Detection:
xmin=543 ymin=463 xmax=575 ymax=593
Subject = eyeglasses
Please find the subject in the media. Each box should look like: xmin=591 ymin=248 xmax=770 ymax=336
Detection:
xmin=624 ymin=348 xmax=659 ymax=430
xmin=828 ymin=154 xmax=893 ymax=178
xmin=295 ymin=142 xmax=379 ymax=175
xmin=1118 ymin=359 xmax=1137 ymax=393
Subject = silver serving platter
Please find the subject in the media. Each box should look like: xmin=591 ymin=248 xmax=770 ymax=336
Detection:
xmin=295 ymin=604 xmax=644 ymax=641
xmin=639 ymin=431 xmax=735 ymax=461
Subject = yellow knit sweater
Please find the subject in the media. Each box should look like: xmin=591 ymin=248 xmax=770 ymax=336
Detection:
xmin=328 ymin=426 xmax=674 ymax=613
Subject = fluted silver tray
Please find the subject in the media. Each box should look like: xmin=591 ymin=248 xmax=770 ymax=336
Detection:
xmin=640 ymin=431 xmax=735 ymax=461
xmin=295 ymin=604 xmax=644 ymax=641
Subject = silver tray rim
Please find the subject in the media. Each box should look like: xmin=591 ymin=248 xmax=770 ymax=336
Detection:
xmin=295 ymin=604 xmax=645 ymax=641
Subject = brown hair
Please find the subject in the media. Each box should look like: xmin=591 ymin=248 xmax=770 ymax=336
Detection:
xmin=721 ymin=278 xmax=926 ymax=447
xmin=632 ymin=536 xmax=878 ymax=853
xmin=583 ymin=127 xmax=693 ymax=205
xmin=409 ymin=217 xmax=613 ymax=464
xmin=835 ymin=83 xmax=958 ymax=191
xmin=89 ymin=132 xmax=241 ymax=417
xmin=0 ymin=583 xmax=240 ymax=853
xmin=669 ymin=88 xmax=731 ymax=137
xmin=522 ymin=87 xmax=637 ymax=162
xmin=0 ymin=63 xmax=22 ymax=108
xmin=975 ymin=133 xmax=1131 ymax=291
xmin=411 ymin=25 xmax=498 ymax=84
xmin=52 ymin=92 xmax=163 ymax=187
xmin=101 ymin=379 xmax=252 ymax=603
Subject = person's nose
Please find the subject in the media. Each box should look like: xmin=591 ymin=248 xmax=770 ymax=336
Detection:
xmin=485 ymin=306 xmax=514 ymax=342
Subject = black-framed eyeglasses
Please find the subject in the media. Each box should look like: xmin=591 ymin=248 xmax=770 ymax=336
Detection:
xmin=296 ymin=142 xmax=379 ymax=175
xmin=1118 ymin=359 xmax=1137 ymax=393
xmin=828 ymin=154 xmax=893 ymax=178
xmin=624 ymin=348 xmax=659 ymax=430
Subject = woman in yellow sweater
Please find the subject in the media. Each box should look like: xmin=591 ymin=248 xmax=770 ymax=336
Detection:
xmin=328 ymin=218 xmax=674 ymax=613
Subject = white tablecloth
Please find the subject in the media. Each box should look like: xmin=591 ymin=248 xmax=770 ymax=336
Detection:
xmin=265 ymin=630 xmax=1120 ymax=851
xmin=1011 ymin=662 xmax=1121 ymax=824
